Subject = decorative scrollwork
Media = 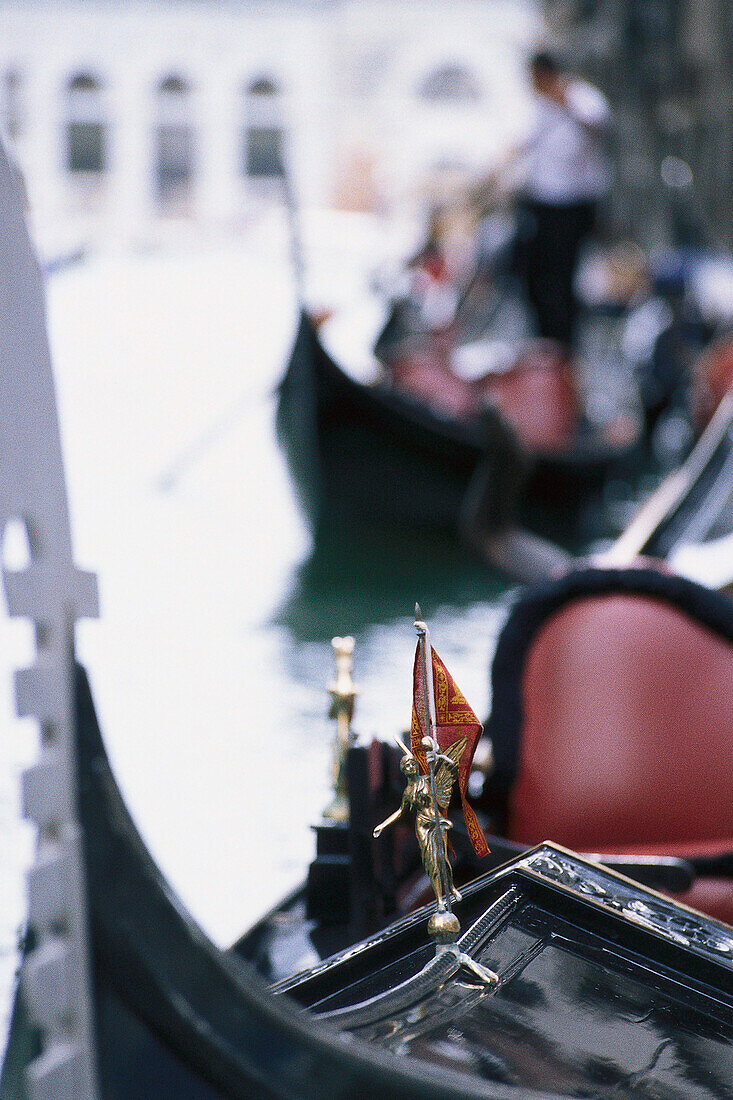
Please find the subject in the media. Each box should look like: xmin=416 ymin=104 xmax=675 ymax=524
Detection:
xmin=520 ymin=848 xmax=733 ymax=963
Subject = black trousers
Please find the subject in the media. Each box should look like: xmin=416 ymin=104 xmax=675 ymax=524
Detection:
xmin=518 ymin=198 xmax=597 ymax=348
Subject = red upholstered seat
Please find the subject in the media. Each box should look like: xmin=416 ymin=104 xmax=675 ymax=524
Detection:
xmin=484 ymin=568 xmax=733 ymax=925
xmin=387 ymin=338 xmax=580 ymax=449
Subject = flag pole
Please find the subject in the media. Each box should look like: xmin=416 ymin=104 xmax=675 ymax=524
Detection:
xmin=414 ymin=603 xmax=453 ymax=917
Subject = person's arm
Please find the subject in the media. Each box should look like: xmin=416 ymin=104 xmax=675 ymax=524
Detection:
xmin=564 ymin=81 xmax=611 ymax=135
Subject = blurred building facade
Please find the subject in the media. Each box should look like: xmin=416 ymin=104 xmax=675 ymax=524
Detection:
xmin=0 ymin=0 xmax=537 ymax=249
xmin=543 ymin=0 xmax=733 ymax=249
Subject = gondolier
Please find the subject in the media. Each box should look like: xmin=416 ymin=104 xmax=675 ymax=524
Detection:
xmin=489 ymin=51 xmax=613 ymax=349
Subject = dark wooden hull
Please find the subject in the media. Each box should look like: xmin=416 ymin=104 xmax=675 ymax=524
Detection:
xmin=277 ymin=313 xmax=639 ymax=543
xmin=0 ymin=667 xmax=539 ymax=1100
xmin=4 ymin=666 xmax=733 ymax=1099
xmin=279 ymin=844 xmax=733 ymax=1097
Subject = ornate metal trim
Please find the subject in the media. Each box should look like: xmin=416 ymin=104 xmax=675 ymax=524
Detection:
xmin=314 ymin=888 xmax=518 ymax=1029
xmin=519 ymin=846 xmax=733 ymax=964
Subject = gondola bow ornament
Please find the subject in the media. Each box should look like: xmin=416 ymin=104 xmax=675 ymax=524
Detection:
xmin=410 ymin=620 xmax=490 ymax=859
xmin=372 ymin=608 xmax=491 ymax=946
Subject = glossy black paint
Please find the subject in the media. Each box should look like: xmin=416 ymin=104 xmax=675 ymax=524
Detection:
xmin=233 ymin=738 xmax=697 ymax=988
xmin=281 ymin=850 xmax=733 ymax=1097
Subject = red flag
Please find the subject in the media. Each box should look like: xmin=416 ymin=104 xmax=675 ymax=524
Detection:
xmin=411 ymin=642 xmax=490 ymax=858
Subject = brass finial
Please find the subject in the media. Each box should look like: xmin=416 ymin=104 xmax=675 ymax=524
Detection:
xmin=372 ymin=611 xmax=497 ymax=977
xmin=323 ymin=636 xmax=358 ymax=823
xmin=373 ymin=723 xmax=466 ymax=943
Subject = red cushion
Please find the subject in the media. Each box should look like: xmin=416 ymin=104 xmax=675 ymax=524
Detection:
xmin=506 ymin=593 xmax=733 ymax=927
xmin=674 ymin=879 xmax=733 ymax=927
xmin=479 ymin=341 xmax=578 ymax=451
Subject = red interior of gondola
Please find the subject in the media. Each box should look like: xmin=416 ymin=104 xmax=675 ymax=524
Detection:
xmin=502 ymin=582 xmax=733 ymax=925
xmin=388 ymin=338 xmax=579 ymax=452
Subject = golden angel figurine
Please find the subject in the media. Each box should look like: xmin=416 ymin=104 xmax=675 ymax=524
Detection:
xmin=374 ymin=736 xmax=467 ymax=907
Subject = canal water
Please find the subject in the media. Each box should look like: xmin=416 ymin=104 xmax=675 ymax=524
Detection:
xmin=0 ymin=216 xmax=519 ymax=1048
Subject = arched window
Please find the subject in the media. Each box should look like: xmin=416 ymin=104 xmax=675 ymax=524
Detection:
xmin=154 ymin=73 xmax=196 ymax=209
xmin=65 ymin=71 xmax=107 ymax=174
xmin=242 ymin=76 xmax=285 ymax=180
xmin=418 ymin=64 xmax=481 ymax=104
xmin=3 ymin=68 xmax=23 ymax=139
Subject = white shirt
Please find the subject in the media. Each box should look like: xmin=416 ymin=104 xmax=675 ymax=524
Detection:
xmin=522 ymin=81 xmax=612 ymax=205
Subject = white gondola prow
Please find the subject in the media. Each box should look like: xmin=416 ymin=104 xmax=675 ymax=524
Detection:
xmin=0 ymin=137 xmax=100 ymax=1100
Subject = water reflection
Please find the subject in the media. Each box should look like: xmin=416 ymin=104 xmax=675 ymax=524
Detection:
xmin=276 ymin=527 xmax=510 ymax=644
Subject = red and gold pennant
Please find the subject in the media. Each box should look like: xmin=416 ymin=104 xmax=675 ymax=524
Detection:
xmin=411 ymin=643 xmax=490 ymax=858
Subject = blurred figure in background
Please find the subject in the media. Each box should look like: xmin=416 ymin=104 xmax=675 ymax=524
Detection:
xmin=488 ymin=50 xmax=613 ymax=350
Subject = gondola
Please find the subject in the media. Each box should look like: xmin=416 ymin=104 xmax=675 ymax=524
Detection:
xmin=277 ymin=311 xmax=642 ymax=547
xmin=237 ymin=562 xmax=733 ymax=982
xmin=469 ymin=384 xmax=733 ymax=585
xmin=3 ymin=662 xmax=733 ymax=1099
xmin=3 ymin=135 xmax=733 ymax=1099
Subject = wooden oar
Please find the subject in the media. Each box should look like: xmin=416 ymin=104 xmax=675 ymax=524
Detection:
xmin=459 ymin=449 xmax=573 ymax=583
xmin=468 ymin=524 xmax=572 ymax=583
xmin=603 ymin=388 xmax=733 ymax=566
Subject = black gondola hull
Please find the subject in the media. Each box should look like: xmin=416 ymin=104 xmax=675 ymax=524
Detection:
xmin=4 ymin=666 xmax=733 ymax=1099
xmin=277 ymin=313 xmax=641 ymax=544
xmin=277 ymin=313 xmax=521 ymax=539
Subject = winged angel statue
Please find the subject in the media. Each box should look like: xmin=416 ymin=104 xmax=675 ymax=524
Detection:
xmin=374 ymin=735 xmax=468 ymax=907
